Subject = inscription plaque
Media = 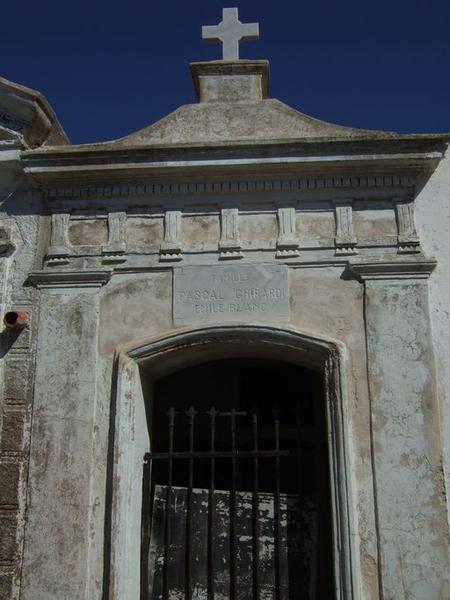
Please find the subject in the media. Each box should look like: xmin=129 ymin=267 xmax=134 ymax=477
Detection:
xmin=173 ymin=264 xmax=288 ymax=325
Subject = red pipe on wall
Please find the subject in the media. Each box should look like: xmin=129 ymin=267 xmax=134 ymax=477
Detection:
xmin=3 ymin=311 xmax=28 ymax=329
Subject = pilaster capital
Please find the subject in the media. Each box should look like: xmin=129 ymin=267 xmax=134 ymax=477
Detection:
xmin=27 ymin=269 xmax=112 ymax=289
xmin=349 ymin=259 xmax=437 ymax=282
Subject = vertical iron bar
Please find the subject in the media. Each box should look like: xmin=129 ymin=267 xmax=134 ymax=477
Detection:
xmin=185 ymin=406 xmax=196 ymax=600
xmin=309 ymin=378 xmax=322 ymax=600
xmin=140 ymin=455 xmax=151 ymax=600
xmin=163 ymin=407 xmax=176 ymax=600
xmin=252 ymin=410 xmax=260 ymax=600
xmin=208 ymin=407 xmax=216 ymax=600
xmin=230 ymin=408 xmax=237 ymax=600
xmin=274 ymin=407 xmax=284 ymax=600
xmin=296 ymin=400 xmax=304 ymax=597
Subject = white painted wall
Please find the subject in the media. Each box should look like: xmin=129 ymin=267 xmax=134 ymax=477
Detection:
xmin=415 ymin=149 xmax=450 ymax=533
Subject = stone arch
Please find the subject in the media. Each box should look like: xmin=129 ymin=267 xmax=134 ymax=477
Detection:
xmin=106 ymin=324 xmax=359 ymax=599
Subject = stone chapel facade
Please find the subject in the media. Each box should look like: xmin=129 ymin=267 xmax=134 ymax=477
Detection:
xmin=1 ymin=9 xmax=450 ymax=600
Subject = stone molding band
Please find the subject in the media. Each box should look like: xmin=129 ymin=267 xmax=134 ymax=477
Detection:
xmin=27 ymin=269 xmax=112 ymax=288
xmin=43 ymin=175 xmax=416 ymax=200
xmin=25 ymin=260 xmax=437 ymax=288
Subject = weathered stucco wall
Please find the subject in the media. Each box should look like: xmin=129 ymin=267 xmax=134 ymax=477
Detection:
xmin=415 ymin=151 xmax=450 ymax=539
xmin=0 ymin=151 xmax=42 ymax=600
xmin=1 ymin=63 xmax=450 ymax=598
xmin=0 ymin=177 xmax=446 ymax=599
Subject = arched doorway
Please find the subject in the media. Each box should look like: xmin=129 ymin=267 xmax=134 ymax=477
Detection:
xmin=142 ymin=358 xmax=335 ymax=598
xmin=108 ymin=326 xmax=357 ymax=600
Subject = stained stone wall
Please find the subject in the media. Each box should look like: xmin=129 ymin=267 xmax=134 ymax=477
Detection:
xmin=4 ymin=170 xmax=447 ymax=599
xmin=415 ymin=151 xmax=450 ymax=539
xmin=0 ymin=62 xmax=450 ymax=600
xmin=1 ymin=160 xmax=450 ymax=599
xmin=0 ymin=153 xmax=42 ymax=600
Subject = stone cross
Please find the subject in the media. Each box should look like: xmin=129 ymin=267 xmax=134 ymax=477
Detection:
xmin=202 ymin=8 xmax=259 ymax=61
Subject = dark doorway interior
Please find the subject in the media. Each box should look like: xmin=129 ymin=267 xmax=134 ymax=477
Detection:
xmin=142 ymin=358 xmax=335 ymax=599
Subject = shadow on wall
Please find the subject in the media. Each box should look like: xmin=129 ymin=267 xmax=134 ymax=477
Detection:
xmin=0 ymin=326 xmax=25 ymax=359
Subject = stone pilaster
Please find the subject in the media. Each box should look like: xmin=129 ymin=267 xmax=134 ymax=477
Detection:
xmin=21 ymin=272 xmax=110 ymax=600
xmin=351 ymin=261 xmax=449 ymax=599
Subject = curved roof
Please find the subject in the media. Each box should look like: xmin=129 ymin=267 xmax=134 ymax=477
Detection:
xmin=105 ymin=97 xmax=398 ymax=149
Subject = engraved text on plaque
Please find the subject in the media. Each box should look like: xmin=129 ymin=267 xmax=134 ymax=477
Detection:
xmin=173 ymin=264 xmax=288 ymax=325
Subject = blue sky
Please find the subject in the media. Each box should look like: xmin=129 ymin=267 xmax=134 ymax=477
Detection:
xmin=3 ymin=0 xmax=450 ymax=143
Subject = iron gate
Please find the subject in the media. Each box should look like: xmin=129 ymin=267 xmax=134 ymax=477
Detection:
xmin=141 ymin=406 xmax=319 ymax=599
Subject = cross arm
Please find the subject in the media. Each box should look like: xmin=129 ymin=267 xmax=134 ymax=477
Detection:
xmin=240 ymin=22 xmax=259 ymax=40
xmin=202 ymin=24 xmax=222 ymax=41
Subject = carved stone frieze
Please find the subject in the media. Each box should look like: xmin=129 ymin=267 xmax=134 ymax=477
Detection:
xmin=276 ymin=207 xmax=299 ymax=258
xmin=393 ymin=198 xmax=420 ymax=253
xmin=102 ymin=211 xmax=127 ymax=264
xmin=44 ymin=174 xmax=416 ymax=201
xmin=160 ymin=210 xmax=182 ymax=261
xmin=47 ymin=213 xmax=71 ymax=264
xmin=219 ymin=208 xmax=242 ymax=260
xmin=333 ymin=200 xmax=357 ymax=255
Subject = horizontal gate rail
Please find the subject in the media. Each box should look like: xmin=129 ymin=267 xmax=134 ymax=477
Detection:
xmin=144 ymin=449 xmax=293 ymax=461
